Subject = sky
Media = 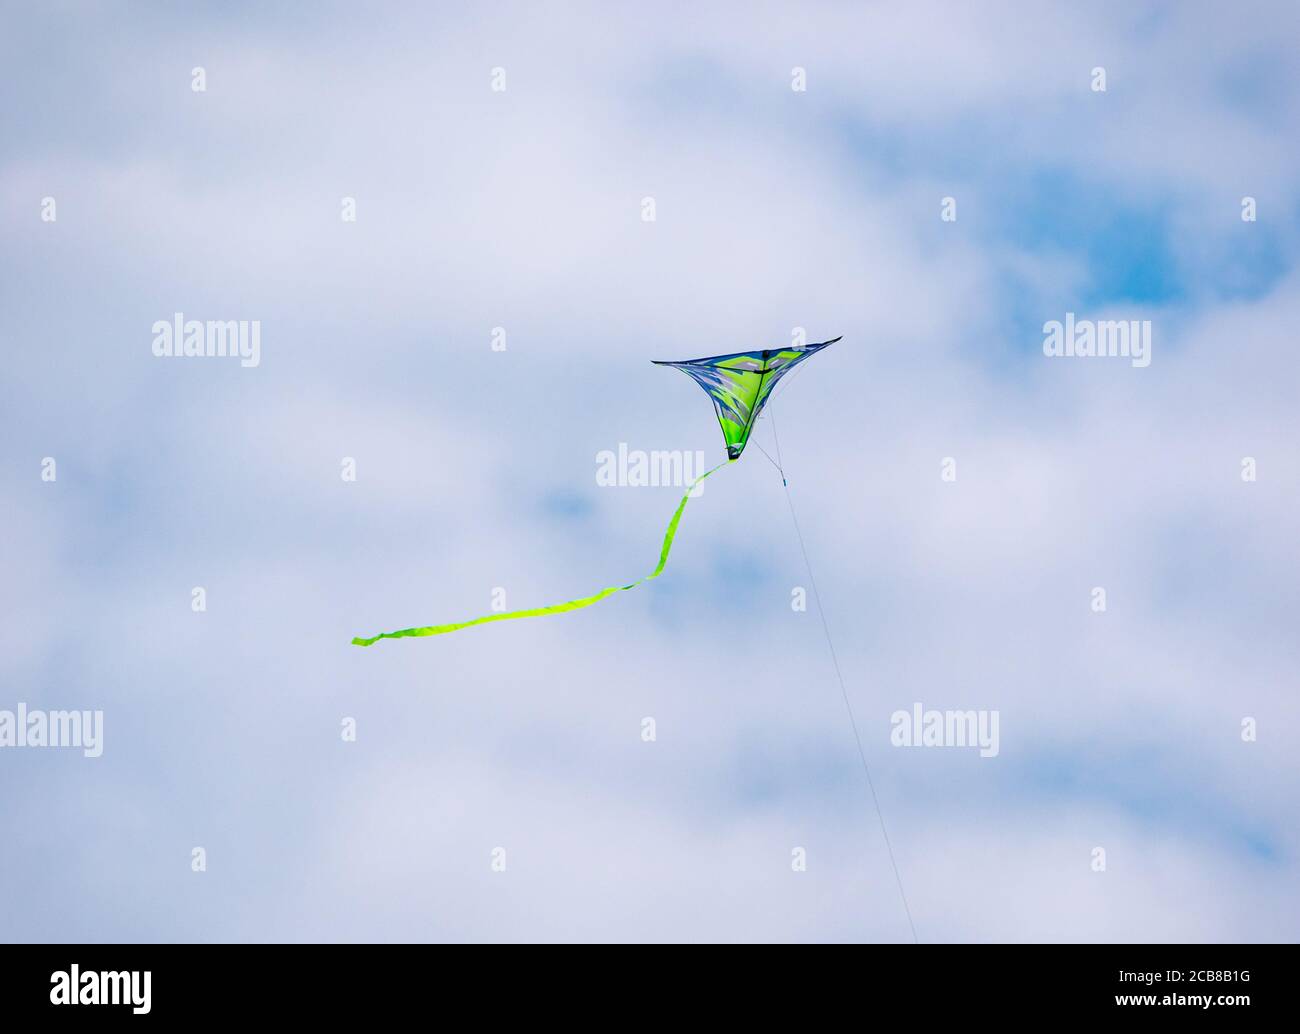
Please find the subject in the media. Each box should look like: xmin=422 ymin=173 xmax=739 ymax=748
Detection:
xmin=1 ymin=1 xmax=1297 ymax=942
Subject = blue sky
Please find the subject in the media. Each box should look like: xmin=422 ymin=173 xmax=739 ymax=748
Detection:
xmin=1 ymin=1 xmax=1298 ymax=942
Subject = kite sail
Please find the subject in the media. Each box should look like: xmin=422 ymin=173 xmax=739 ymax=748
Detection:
xmin=652 ymin=337 xmax=840 ymax=460
xmin=351 ymin=336 xmax=837 ymax=645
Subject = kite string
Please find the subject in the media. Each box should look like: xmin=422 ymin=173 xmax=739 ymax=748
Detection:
xmin=769 ymin=406 xmax=920 ymax=944
xmin=770 ymin=403 xmax=786 ymax=484
xmin=751 ymin=440 xmax=784 ymax=480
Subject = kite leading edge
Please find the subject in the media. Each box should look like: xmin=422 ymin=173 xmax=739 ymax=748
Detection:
xmin=350 ymin=336 xmax=837 ymax=645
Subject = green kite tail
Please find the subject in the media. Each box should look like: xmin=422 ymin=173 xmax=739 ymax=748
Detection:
xmin=350 ymin=459 xmax=732 ymax=646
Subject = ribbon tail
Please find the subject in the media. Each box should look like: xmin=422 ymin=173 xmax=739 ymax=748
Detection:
xmin=351 ymin=459 xmax=732 ymax=645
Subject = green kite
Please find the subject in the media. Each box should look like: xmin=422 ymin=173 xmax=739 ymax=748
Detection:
xmin=352 ymin=337 xmax=838 ymax=645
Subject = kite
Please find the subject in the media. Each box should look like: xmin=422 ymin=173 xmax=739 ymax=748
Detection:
xmin=351 ymin=337 xmax=839 ymax=645
xmin=651 ymin=336 xmax=839 ymax=461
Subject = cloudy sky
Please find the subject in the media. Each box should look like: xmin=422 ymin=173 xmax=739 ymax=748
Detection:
xmin=2 ymin=1 xmax=1297 ymax=942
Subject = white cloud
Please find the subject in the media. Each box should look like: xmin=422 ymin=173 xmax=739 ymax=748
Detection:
xmin=0 ymin=0 xmax=1296 ymax=943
